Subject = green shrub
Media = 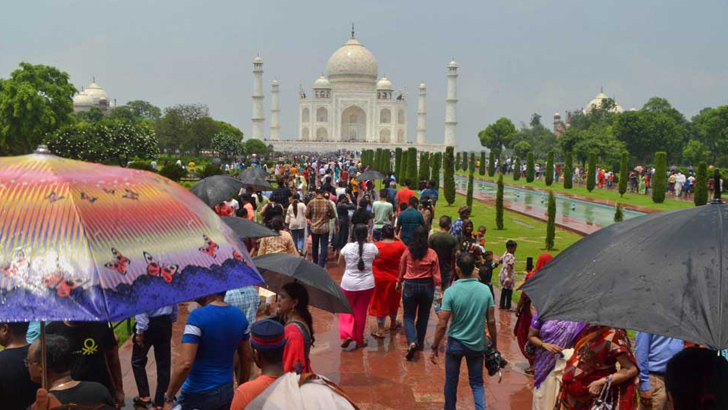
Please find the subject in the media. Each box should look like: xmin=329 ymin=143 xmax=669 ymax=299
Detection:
xmin=513 ymin=157 xmax=521 ymax=181
xmin=199 ymin=165 xmax=224 ymax=178
xmin=695 ymin=161 xmax=708 ymax=206
xmin=652 ymin=152 xmax=667 ymax=203
xmin=587 ymin=152 xmax=596 ymax=192
xmin=406 ymin=147 xmax=418 ymax=184
xmin=545 ymin=151 xmax=554 ymax=186
xmin=479 ymin=151 xmax=486 ymax=176
xmin=159 ymin=163 xmax=187 ymax=182
xmin=466 ymin=156 xmax=475 ymax=208
xmin=455 ymin=152 xmax=461 ymax=170
xmin=618 ymin=152 xmax=628 ymax=197
xmin=614 ymin=203 xmax=624 ymax=222
xmin=564 ymin=153 xmax=573 ymax=189
xmin=526 ymin=152 xmax=535 ymax=182
xmin=496 ymin=174 xmax=504 ymax=229
xmin=444 ymin=147 xmax=456 ymax=205
xmin=128 ymin=161 xmax=157 ymax=172
xmin=488 ymin=151 xmax=496 ymax=177
xmin=431 ymin=152 xmax=442 ymax=192
xmin=545 ymin=191 xmax=556 ymax=250
xmin=419 ymin=152 xmax=430 ymax=182
xmin=394 ymin=148 xmax=403 ymax=181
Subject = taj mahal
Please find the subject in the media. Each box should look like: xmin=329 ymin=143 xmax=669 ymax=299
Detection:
xmin=251 ymin=28 xmax=457 ymax=153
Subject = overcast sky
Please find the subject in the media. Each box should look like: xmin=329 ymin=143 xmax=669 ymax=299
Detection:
xmin=2 ymin=0 xmax=727 ymax=150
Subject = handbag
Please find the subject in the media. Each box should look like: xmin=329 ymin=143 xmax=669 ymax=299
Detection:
xmin=524 ymin=341 xmax=537 ymax=358
xmin=590 ymin=376 xmax=613 ymax=410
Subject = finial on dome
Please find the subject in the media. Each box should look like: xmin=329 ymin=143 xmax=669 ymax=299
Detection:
xmin=351 ymin=23 xmax=355 ymax=39
xmin=600 ymin=85 xmax=604 ymax=93
xmin=92 ymin=75 xmax=96 ymax=83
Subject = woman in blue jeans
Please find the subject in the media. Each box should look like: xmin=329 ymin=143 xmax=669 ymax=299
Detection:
xmin=396 ymin=226 xmax=442 ymax=361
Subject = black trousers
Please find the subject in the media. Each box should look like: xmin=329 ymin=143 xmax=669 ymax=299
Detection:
xmin=499 ymin=288 xmax=513 ymax=309
xmin=131 ymin=315 xmax=173 ymax=406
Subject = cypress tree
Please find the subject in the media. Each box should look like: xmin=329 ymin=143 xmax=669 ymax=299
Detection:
xmin=614 ymin=203 xmax=624 ymax=222
xmin=545 ymin=151 xmax=554 ymax=186
xmin=399 ymin=150 xmax=408 ymax=183
xmin=455 ymin=152 xmax=461 ymax=171
xmin=444 ymin=147 xmax=456 ymax=205
xmin=618 ymin=151 xmax=628 ymax=197
xmin=431 ymin=152 xmax=442 ymax=192
xmin=564 ymin=152 xmax=573 ymax=189
xmin=418 ymin=152 xmax=430 ymax=183
xmin=466 ymin=153 xmax=475 ymax=208
xmin=586 ymin=152 xmax=596 ymax=192
xmin=496 ymin=174 xmax=504 ymax=230
xmin=513 ymin=157 xmax=521 ymax=181
xmin=545 ymin=191 xmax=556 ymax=250
xmin=695 ymin=161 xmax=708 ymax=206
xmin=479 ymin=151 xmax=486 ymax=176
xmin=394 ymin=148 xmax=403 ymax=181
xmin=382 ymin=149 xmax=391 ymax=173
xmin=652 ymin=152 xmax=667 ymax=203
xmin=406 ymin=147 xmax=418 ymax=184
xmin=373 ymin=149 xmax=381 ymax=171
xmin=526 ymin=152 xmax=535 ymax=182
xmin=488 ymin=151 xmax=496 ymax=177
xmin=461 ymin=151 xmax=468 ymax=171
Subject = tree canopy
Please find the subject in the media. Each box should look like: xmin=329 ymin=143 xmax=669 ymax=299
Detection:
xmin=478 ymin=117 xmax=516 ymax=159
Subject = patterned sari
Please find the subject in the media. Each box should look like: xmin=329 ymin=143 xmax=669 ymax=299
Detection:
xmin=558 ymin=325 xmax=638 ymax=410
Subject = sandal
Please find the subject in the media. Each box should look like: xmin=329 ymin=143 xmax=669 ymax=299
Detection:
xmin=133 ymin=397 xmax=152 ymax=408
xmin=390 ymin=320 xmax=402 ymax=331
xmin=371 ymin=331 xmax=385 ymax=339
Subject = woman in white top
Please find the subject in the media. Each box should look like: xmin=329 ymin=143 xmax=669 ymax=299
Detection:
xmin=285 ymin=193 xmax=307 ymax=254
xmin=337 ymin=223 xmax=379 ymax=350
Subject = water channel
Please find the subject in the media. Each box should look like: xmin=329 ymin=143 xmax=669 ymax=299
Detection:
xmin=452 ymin=174 xmax=645 ymax=227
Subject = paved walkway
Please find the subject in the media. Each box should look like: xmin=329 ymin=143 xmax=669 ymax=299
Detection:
xmin=119 ymin=261 xmax=534 ymax=410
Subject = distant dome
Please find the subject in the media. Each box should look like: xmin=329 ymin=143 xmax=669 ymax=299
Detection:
xmin=448 ymin=59 xmax=458 ymax=68
xmin=614 ymin=104 xmax=625 ymax=114
xmin=584 ymin=90 xmax=623 ymax=114
xmin=72 ymin=91 xmax=93 ymax=107
xmin=376 ymin=76 xmax=393 ymax=90
xmin=254 ymin=56 xmax=263 ymax=64
xmin=313 ymin=75 xmax=331 ymax=89
xmin=419 ymin=82 xmax=426 ymax=89
xmin=326 ymin=37 xmax=378 ymax=82
xmin=82 ymin=81 xmax=108 ymax=104
xmin=630 ymin=107 xmax=637 ymax=112
xmin=554 ymin=112 xmax=561 ymax=118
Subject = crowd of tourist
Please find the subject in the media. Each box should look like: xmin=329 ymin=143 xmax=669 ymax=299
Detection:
xmin=0 ymin=152 xmax=726 ymax=410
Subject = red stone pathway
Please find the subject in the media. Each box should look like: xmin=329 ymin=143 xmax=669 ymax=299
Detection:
xmin=119 ymin=261 xmax=534 ymax=409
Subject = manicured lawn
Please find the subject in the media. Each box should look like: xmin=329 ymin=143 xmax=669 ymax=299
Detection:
xmin=455 ymin=170 xmax=694 ymax=212
xmin=434 ymin=193 xmax=584 ymax=303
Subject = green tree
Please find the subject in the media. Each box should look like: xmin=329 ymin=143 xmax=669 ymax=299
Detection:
xmin=406 ymin=147 xmax=418 ymax=183
xmin=461 ymin=151 xmax=468 ymax=171
xmin=694 ymin=161 xmax=708 ymax=206
xmin=691 ymin=106 xmax=728 ymax=165
xmin=75 ymin=107 xmax=105 ymax=123
xmin=513 ymin=141 xmax=532 ymax=160
xmin=614 ymin=203 xmax=624 ymax=222
xmin=211 ymin=131 xmax=245 ymax=160
xmin=125 ymin=100 xmax=162 ymax=121
xmin=618 ymin=151 xmax=629 ymax=197
xmin=613 ymin=103 xmax=685 ymax=164
xmin=431 ymin=152 xmax=442 ymax=190
xmin=564 ymin=153 xmax=573 ymax=189
xmin=245 ymin=138 xmax=270 ymax=156
xmin=513 ymin=157 xmax=521 ymax=181
xmin=381 ymin=149 xmax=391 ymax=173
xmin=682 ymin=140 xmax=709 ymax=166
xmin=46 ymin=122 xmax=105 ymax=162
xmin=0 ymin=62 xmax=77 ymax=155
xmin=400 ymin=150 xmax=408 ymax=183
xmin=488 ymin=151 xmax=496 ymax=177
xmin=652 ymin=152 xmax=667 ymax=203
xmin=455 ymin=152 xmax=461 ymax=170
xmin=444 ymin=147 xmax=455 ymax=205
xmin=526 ymin=152 xmax=535 ymax=182
xmin=418 ymin=152 xmax=430 ymax=182
xmin=545 ymin=151 xmax=554 ymax=186
xmin=586 ymin=152 xmax=597 ymax=192
xmin=478 ymin=117 xmax=517 ymax=158
xmin=466 ymin=153 xmax=475 ymax=208
xmin=394 ymin=148 xmax=403 ymax=179
xmin=159 ymin=163 xmax=187 ymax=182
xmin=479 ymin=151 xmax=486 ymax=176
xmin=496 ymin=174 xmax=504 ymax=230
xmin=545 ymin=191 xmax=556 ymax=250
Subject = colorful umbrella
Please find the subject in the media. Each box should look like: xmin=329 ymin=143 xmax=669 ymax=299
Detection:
xmin=0 ymin=149 xmax=264 ymax=323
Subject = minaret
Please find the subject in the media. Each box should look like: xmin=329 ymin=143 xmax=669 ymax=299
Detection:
xmin=417 ymin=82 xmax=427 ymax=145
xmin=444 ymin=59 xmax=458 ymax=147
xmin=270 ymin=79 xmax=280 ymax=141
xmin=251 ymin=55 xmax=265 ymax=140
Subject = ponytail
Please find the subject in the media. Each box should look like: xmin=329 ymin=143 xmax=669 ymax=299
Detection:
xmin=353 ymin=223 xmax=368 ymax=271
xmin=292 ymin=193 xmax=301 ymax=218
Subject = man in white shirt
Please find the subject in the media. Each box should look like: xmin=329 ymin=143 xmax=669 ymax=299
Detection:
xmin=675 ymin=172 xmax=686 ymax=197
xmin=225 ymin=197 xmax=240 ymax=213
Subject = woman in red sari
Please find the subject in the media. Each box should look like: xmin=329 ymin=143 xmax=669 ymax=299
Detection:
xmin=369 ymin=224 xmax=407 ymax=338
xmin=558 ymin=325 xmax=639 ymax=410
xmin=514 ymin=253 xmax=553 ymax=374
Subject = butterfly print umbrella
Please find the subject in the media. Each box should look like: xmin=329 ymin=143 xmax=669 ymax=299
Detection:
xmin=0 ymin=148 xmax=264 ymax=322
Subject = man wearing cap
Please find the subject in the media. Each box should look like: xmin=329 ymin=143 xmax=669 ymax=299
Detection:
xmin=230 ymin=319 xmax=287 ymax=410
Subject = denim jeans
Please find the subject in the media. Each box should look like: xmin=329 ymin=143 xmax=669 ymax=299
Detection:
xmin=372 ymin=228 xmax=382 ymax=242
xmin=444 ymin=338 xmax=485 ymax=410
xmin=178 ymin=382 xmax=234 ymax=410
xmin=311 ymin=232 xmax=329 ymax=267
xmin=291 ymin=228 xmax=305 ymax=252
xmin=402 ymin=278 xmax=434 ymax=348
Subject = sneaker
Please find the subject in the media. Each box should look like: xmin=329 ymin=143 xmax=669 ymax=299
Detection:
xmin=405 ymin=344 xmax=417 ymax=361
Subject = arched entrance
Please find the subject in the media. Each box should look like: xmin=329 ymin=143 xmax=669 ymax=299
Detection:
xmin=341 ymin=105 xmax=367 ymax=141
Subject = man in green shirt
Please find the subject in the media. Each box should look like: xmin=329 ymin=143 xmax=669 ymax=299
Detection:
xmin=395 ymin=197 xmax=425 ymax=245
xmin=372 ymin=189 xmax=394 ymax=241
xmin=430 ymin=253 xmax=496 ymax=410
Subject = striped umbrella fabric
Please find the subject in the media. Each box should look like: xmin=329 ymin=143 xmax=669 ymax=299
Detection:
xmin=0 ymin=151 xmax=263 ymax=322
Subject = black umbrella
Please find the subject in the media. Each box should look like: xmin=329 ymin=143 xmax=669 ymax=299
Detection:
xmin=240 ymin=167 xmax=269 ymax=179
xmin=355 ymin=170 xmax=385 ymax=181
xmin=238 ymin=173 xmax=273 ymax=191
xmin=190 ymin=175 xmax=244 ymax=207
xmin=252 ymin=254 xmax=353 ymax=314
xmin=521 ymin=201 xmax=728 ymax=349
xmin=221 ymin=216 xmax=279 ymax=240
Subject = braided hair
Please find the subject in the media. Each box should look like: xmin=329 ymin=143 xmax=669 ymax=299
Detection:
xmin=352 ymin=223 xmax=368 ymax=271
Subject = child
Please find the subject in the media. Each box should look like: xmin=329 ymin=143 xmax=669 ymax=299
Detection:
xmin=498 ymin=240 xmax=517 ymax=310
xmin=475 ymin=225 xmax=487 ymax=248
xmin=478 ymin=250 xmax=500 ymax=299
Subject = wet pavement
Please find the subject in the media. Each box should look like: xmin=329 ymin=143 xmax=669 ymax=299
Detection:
xmin=119 ymin=260 xmax=534 ymax=410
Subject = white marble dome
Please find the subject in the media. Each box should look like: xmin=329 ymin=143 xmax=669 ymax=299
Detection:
xmin=584 ymin=90 xmax=624 ymax=114
xmin=82 ymin=82 xmax=108 ymax=103
xmin=326 ymin=38 xmax=378 ymax=81
xmin=314 ymin=75 xmax=331 ymax=89
xmin=72 ymin=90 xmax=93 ymax=107
xmin=376 ymin=76 xmax=393 ymax=90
